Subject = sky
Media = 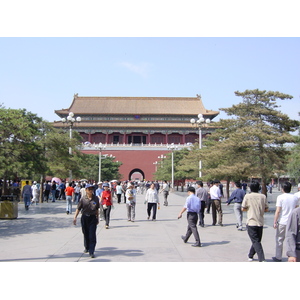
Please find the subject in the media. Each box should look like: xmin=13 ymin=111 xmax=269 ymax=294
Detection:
xmin=0 ymin=37 xmax=299 ymax=123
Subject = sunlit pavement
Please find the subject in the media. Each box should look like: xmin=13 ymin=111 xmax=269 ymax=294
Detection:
xmin=0 ymin=188 xmax=291 ymax=262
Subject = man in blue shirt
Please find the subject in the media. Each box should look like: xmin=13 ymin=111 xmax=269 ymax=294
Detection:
xmin=227 ymin=181 xmax=246 ymax=231
xmin=178 ymin=187 xmax=201 ymax=247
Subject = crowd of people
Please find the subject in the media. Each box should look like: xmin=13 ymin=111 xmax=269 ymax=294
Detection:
xmin=12 ymin=177 xmax=300 ymax=261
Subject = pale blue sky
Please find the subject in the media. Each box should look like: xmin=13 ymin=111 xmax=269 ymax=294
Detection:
xmin=1 ymin=37 xmax=299 ymax=123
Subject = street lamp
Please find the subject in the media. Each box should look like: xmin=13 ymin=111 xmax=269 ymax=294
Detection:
xmin=94 ymin=143 xmax=106 ymax=183
xmin=167 ymin=143 xmax=178 ymax=190
xmin=153 ymin=161 xmax=158 ymax=172
xmin=158 ymin=154 xmax=166 ymax=167
xmin=190 ymin=113 xmax=210 ymax=178
xmin=62 ymin=112 xmax=81 ymax=181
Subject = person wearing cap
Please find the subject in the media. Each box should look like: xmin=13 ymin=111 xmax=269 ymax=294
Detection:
xmin=101 ymin=182 xmax=113 ymax=228
xmin=73 ymin=184 xmax=100 ymax=258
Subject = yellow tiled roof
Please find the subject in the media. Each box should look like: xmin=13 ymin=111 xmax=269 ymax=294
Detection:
xmin=55 ymin=95 xmax=219 ymax=117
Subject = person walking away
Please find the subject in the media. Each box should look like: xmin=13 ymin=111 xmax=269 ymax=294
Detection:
xmin=31 ymin=181 xmax=39 ymax=205
xmin=145 ymin=183 xmax=160 ymax=221
xmin=116 ymin=181 xmax=123 ymax=204
xmin=161 ymin=180 xmax=170 ymax=206
xmin=178 ymin=186 xmax=201 ymax=247
xmin=285 ymin=206 xmax=300 ymax=262
xmin=59 ymin=181 xmax=66 ymax=200
xmin=125 ymin=183 xmax=136 ymax=222
xmin=65 ymin=182 xmax=75 ymax=214
xmin=206 ymin=181 xmax=213 ymax=213
xmin=44 ymin=181 xmax=51 ymax=202
xmin=209 ymin=180 xmax=223 ymax=226
xmin=51 ymin=181 xmax=57 ymax=202
xmin=272 ymin=181 xmax=298 ymax=262
xmin=196 ymin=181 xmax=209 ymax=227
xmin=74 ymin=182 xmax=81 ymax=204
xmin=101 ymin=183 xmax=113 ymax=228
xmin=22 ymin=181 xmax=32 ymax=210
xmin=73 ymin=184 xmax=100 ymax=258
xmin=242 ymin=181 xmax=269 ymax=262
xmin=226 ymin=181 xmax=246 ymax=231
xmin=95 ymin=182 xmax=104 ymax=221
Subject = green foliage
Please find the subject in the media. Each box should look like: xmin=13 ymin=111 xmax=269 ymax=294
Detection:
xmin=154 ymin=148 xmax=191 ymax=181
xmin=286 ymin=135 xmax=300 ymax=181
xmin=77 ymin=153 xmax=122 ymax=182
xmin=177 ymin=89 xmax=299 ymax=194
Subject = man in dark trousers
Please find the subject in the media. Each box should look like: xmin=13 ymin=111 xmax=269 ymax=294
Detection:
xmin=196 ymin=181 xmax=209 ymax=227
xmin=73 ymin=184 xmax=100 ymax=258
xmin=178 ymin=186 xmax=201 ymax=247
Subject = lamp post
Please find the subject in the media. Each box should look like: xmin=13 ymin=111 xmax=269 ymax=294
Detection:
xmin=167 ymin=143 xmax=178 ymax=190
xmin=190 ymin=113 xmax=210 ymax=178
xmin=62 ymin=112 xmax=81 ymax=181
xmin=94 ymin=143 xmax=106 ymax=183
xmin=158 ymin=154 xmax=166 ymax=167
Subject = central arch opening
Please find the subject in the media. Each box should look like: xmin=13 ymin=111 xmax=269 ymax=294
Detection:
xmin=129 ymin=168 xmax=145 ymax=181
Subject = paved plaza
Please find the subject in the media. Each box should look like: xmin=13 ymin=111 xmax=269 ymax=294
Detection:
xmin=0 ymin=186 xmax=292 ymax=263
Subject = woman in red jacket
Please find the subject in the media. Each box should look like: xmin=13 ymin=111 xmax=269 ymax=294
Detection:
xmin=101 ymin=183 xmax=113 ymax=228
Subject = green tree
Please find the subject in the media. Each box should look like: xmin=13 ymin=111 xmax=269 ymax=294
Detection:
xmin=0 ymin=106 xmax=48 ymax=193
xmin=286 ymin=135 xmax=300 ymax=182
xmin=200 ymin=89 xmax=299 ymax=195
xmin=77 ymin=153 xmax=122 ymax=182
xmin=154 ymin=148 xmax=191 ymax=188
xmin=177 ymin=90 xmax=299 ymax=196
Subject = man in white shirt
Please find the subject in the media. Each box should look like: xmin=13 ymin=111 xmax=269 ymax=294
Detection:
xmin=209 ymin=180 xmax=223 ymax=226
xmin=272 ymin=181 xmax=299 ymax=262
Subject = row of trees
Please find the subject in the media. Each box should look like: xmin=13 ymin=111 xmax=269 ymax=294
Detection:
xmin=154 ymin=89 xmax=300 ymax=196
xmin=0 ymin=105 xmax=122 ymax=194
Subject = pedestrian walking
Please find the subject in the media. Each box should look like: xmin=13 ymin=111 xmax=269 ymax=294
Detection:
xmin=286 ymin=206 xmax=300 ymax=262
xmin=272 ymin=181 xmax=298 ymax=262
xmin=65 ymin=182 xmax=75 ymax=214
xmin=160 ymin=180 xmax=170 ymax=206
xmin=196 ymin=181 xmax=209 ymax=227
xmin=95 ymin=182 xmax=104 ymax=221
xmin=178 ymin=186 xmax=201 ymax=247
xmin=242 ymin=181 xmax=269 ymax=262
xmin=51 ymin=181 xmax=57 ymax=202
xmin=73 ymin=184 xmax=100 ymax=258
xmin=31 ymin=181 xmax=39 ymax=205
xmin=101 ymin=182 xmax=113 ymax=228
xmin=209 ymin=180 xmax=223 ymax=226
xmin=226 ymin=181 xmax=245 ymax=231
xmin=125 ymin=183 xmax=136 ymax=222
xmin=145 ymin=183 xmax=159 ymax=221
xmin=44 ymin=181 xmax=51 ymax=202
xmin=116 ymin=181 xmax=123 ymax=204
xmin=22 ymin=181 xmax=32 ymax=210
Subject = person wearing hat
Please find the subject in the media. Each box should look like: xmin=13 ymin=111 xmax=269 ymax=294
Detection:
xmin=101 ymin=182 xmax=113 ymax=228
xmin=73 ymin=184 xmax=100 ymax=258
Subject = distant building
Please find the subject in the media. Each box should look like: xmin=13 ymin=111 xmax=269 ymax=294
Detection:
xmin=53 ymin=94 xmax=219 ymax=181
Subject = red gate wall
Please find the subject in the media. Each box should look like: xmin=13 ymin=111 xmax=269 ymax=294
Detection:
xmin=81 ymin=149 xmax=170 ymax=181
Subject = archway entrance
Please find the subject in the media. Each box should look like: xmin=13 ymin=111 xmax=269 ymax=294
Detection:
xmin=129 ymin=168 xmax=145 ymax=181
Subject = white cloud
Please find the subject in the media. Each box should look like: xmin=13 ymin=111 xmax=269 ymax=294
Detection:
xmin=119 ymin=61 xmax=152 ymax=78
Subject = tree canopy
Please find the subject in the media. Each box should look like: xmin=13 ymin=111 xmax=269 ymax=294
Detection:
xmin=173 ymin=89 xmax=299 ymax=195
